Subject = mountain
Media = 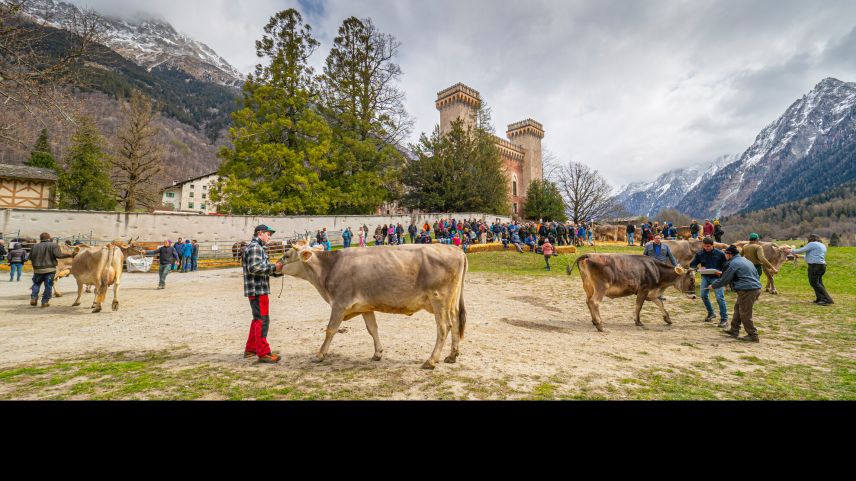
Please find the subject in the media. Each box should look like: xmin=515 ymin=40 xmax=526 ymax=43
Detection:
xmin=615 ymin=154 xmax=737 ymax=217
xmin=21 ymin=0 xmax=244 ymax=88
xmin=677 ymin=77 xmax=856 ymax=218
xmin=720 ymin=181 xmax=856 ymax=246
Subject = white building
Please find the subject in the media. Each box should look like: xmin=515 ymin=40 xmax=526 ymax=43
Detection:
xmin=161 ymin=171 xmax=219 ymax=214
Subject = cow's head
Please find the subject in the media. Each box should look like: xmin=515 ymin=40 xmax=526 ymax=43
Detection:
xmin=279 ymin=240 xmax=324 ymax=276
xmin=673 ymin=265 xmax=697 ymax=299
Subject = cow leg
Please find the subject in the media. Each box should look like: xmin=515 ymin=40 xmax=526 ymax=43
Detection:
xmin=53 ymin=276 xmax=63 ymax=297
xmin=92 ymin=277 xmax=107 ymax=313
xmin=585 ymin=287 xmax=606 ymax=332
xmin=111 ymin=275 xmax=120 ymax=311
xmin=314 ymin=307 xmax=345 ymax=363
xmin=634 ymin=291 xmax=648 ymax=326
xmin=424 ymin=301 xmax=451 ymax=370
xmin=445 ymin=305 xmax=461 ymax=364
xmin=649 ymin=291 xmax=672 ymax=325
xmin=72 ymin=280 xmax=83 ymax=307
xmin=362 ymin=312 xmax=384 ymax=361
xmin=766 ymin=272 xmax=778 ymax=295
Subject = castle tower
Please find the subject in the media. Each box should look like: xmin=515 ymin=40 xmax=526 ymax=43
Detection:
xmin=436 ymin=83 xmax=481 ymax=135
xmin=507 ymin=119 xmax=545 ymax=205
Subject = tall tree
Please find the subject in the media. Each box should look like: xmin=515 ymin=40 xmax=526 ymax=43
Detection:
xmin=58 ymin=117 xmax=116 ymax=210
xmin=402 ymin=119 xmax=509 ymax=214
xmin=320 ymin=16 xmax=410 ymax=214
xmin=523 ymin=179 xmax=567 ymax=221
xmin=112 ymin=90 xmax=163 ymax=212
xmin=213 ymin=9 xmax=337 ymax=215
xmin=0 ymin=0 xmax=105 ymax=145
xmin=26 ymin=128 xmax=56 ymax=169
xmin=554 ymin=161 xmax=624 ymax=223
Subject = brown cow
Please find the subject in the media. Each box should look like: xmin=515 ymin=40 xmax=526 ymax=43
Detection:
xmin=662 ymin=239 xmax=730 ymax=268
xmin=594 ymin=224 xmax=626 ymax=242
xmin=70 ymin=245 xmax=125 ymax=313
xmin=733 ymin=241 xmax=796 ymax=294
xmin=278 ymin=241 xmax=468 ymax=369
xmin=567 ymin=254 xmax=696 ymax=332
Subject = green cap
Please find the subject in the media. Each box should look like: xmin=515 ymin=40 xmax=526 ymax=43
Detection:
xmin=749 ymin=233 xmax=760 ymax=240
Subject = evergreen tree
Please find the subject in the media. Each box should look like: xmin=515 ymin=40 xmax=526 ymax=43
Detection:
xmin=523 ymin=179 xmax=567 ymax=221
xmin=26 ymin=128 xmax=56 ymax=169
xmin=319 ymin=16 xmax=410 ymax=214
xmin=213 ymin=9 xmax=337 ymax=215
xmin=58 ymin=118 xmax=116 ymax=211
xmin=829 ymin=232 xmax=840 ymax=247
xmin=402 ymin=119 xmax=509 ymax=215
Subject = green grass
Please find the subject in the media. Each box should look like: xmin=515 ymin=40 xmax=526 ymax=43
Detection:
xmin=467 ymin=244 xmax=637 ymax=276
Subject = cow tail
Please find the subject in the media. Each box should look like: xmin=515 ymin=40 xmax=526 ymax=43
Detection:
xmin=458 ymin=255 xmax=468 ymax=340
xmin=567 ymin=254 xmax=588 ymax=276
xmin=99 ymin=245 xmax=114 ymax=295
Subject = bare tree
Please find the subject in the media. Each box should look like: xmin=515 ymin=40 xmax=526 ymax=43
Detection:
xmin=111 ymin=90 xmax=163 ymax=212
xmin=554 ymin=160 xmax=626 ymax=223
xmin=0 ymin=0 xmax=105 ymax=145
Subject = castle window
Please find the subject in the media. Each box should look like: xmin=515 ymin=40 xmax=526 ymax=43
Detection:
xmin=512 ymin=175 xmax=518 ymax=196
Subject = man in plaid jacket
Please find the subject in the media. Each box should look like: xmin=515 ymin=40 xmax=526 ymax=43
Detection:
xmin=242 ymin=224 xmax=285 ymax=363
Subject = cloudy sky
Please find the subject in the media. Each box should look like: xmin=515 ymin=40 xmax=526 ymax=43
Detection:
xmin=65 ymin=0 xmax=856 ymax=188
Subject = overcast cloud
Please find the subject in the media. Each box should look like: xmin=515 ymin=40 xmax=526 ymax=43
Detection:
xmin=66 ymin=0 xmax=856 ymax=188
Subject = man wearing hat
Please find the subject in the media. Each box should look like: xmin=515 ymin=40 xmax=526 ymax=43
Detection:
xmin=242 ymin=224 xmax=285 ymax=363
xmin=742 ymin=233 xmax=777 ymax=278
xmin=690 ymin=237 xmax=728 ymax=327
xmin=710 ymin=245 xmax=763 ymax=342
xmin=784 ymin=234 xmax=834 ymax=306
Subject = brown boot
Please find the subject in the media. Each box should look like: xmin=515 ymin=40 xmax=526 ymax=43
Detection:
xmin=738 ymin=335 xmax=760 ymax=343
xmin=722 ymin=329 xmax=739 ymax=338
xmin=30 ymin=299 xmax=37 ymax=307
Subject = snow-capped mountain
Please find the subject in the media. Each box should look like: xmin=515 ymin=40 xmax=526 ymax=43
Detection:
xmin=21 ymin=0 xmax=244 ymax=88
xmin=677 ymin=77 xmax=856 ymax=218
xmin=615 ymin=154 xmax=737 ymax=217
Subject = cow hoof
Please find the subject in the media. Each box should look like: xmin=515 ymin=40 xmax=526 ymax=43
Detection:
xmin=54 ymin=292 xmax=62 ymax=298
xmin=372 ymin=353 xmax=383 ymax=361
xmin=595 ymin=325 xmax=605 ymax=333
xmin=92 ymin=307 xmax=102 ymax=313
xmin=72 ymin=302 xmax=80 ymax=307
xmin=663 ymin=317 xmax=672 ymax=325
xmin=311 ymin=355 xmax=325 ymax=363
xmin=635 ymin=320 xmax=644 ymax=327
xmin=112 ymin=301 xmax=119 ymax=311
xmin=444 ymin=355 xmax=457 ymax=364
xmin=421 ymin=361 xmax=436 ymax=370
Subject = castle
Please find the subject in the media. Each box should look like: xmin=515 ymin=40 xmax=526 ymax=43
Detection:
xmin=436 ymin=83 xmax=544 ymax=218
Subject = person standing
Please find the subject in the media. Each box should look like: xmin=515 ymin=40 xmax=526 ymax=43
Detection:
xmin=713 ymin=221 xmax=724 ymax=243
xmin=711 ymin=245 xmax=763 ymax=342
xmin=321 ymin=228 xmax=331 ymax=251
xmin=541 ymin=238 xmax=554 ymax=271
xmin=690 ymin=220 xmax=700 ymax=240
xmin=358 ymin=227 xmax=366 ymax=248
xmin=8 ymin=242 xmax=28 ymax=282
xmin=408 ymin=223 xmax=417 ymax=244
xmin=146 ymin=240 xmax=179 ymax=289
xmin=191 ymin=240 xmax=199 ymax=272
xmin=242 ymin=225 xmax=284 ymax=363
xmin=626 ymin=223 xmax=636 ymax=246
xmin=0 ymin=240 xmax=6 ymax=262
xmin=342 ymin=227 xmax=353 ymax=249
xmin=703 ymin=219 xmax=714 ymax=238
xmin=644 ymin=235 xmax=678 ymax=265
xmin=690 ymin=238 xmax=729 ymax=327
xmin=28 ymin=233 xmax=74 ymax=307
xmin=742 ymin=233 xmax=777 ymax=278
xmin=181 ymin=240 xmax=193 ymax=272
xmin=785 ymin=234 xmax=834 ymax=305
xmin=174 ymin=237 xmax=184 ymax=271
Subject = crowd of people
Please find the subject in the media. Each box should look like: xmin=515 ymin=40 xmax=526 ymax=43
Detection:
xmin=628 ymin=218 xmax=725 ymax=246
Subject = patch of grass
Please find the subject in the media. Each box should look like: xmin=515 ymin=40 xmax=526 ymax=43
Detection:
xmin=530 ymin=382 xmax=558 ymax=400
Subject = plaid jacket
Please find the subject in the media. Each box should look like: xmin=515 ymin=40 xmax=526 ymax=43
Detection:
xmin=242 ymin=238 xmax=277 ymax=297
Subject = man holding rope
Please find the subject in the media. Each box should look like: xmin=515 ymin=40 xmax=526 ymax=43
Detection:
xmin=242 ymin=224 xmax=285 ymax=364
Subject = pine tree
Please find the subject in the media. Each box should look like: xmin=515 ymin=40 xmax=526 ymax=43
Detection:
xmin=58 ymin=118 xmax=116 ymax=211
xmin=523 ymin=179 xmax=567 ymax=221
xmin=26 ymin=128 xmax=56 ymax=169
xmin=213 ymin=9 xmax=336 ymax=215
xmin=319 ymin=16 xmax=411 ymax=214
xmin=829 ymin=232 xmax=840 ymax=247
xmin=402 ymin=119 xmax=509 ymax=214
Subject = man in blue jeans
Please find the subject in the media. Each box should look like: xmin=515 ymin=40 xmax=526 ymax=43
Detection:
xmin=181 ymin=240 xmax=193 ymax=272
xmin=28 ymin=232 xmax=75 ymax=307
xmin=146 ymin=240 xmax=178 ymax=289
xmin=690 ymin=237 xmax=728 ymax=327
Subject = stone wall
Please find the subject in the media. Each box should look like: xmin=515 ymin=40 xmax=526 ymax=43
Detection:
xmin=1 ymin=208 xmax=511 ymax=245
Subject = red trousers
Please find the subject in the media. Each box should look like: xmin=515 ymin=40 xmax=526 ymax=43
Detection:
xmin=246 ymin=295 xmax=272 ymax=358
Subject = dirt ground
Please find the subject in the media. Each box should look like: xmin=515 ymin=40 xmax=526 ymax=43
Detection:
xmin=0 ymin=267 xmax=828 ymax=399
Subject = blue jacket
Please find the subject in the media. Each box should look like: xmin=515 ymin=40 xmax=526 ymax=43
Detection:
xmin=690 ymin=248 xmax=727 ymax=277
xmin=181 ymin=242 xmax=193 ymax=257
xmin=711 ymin=255 xmax=762 ymax=291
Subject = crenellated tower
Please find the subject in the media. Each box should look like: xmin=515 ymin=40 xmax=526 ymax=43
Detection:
xmin=436 ymin=83 xmax=545 ymax=219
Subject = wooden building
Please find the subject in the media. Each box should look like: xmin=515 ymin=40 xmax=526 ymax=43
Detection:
xmin=0 ymin=164 xmax=58 ymax=209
